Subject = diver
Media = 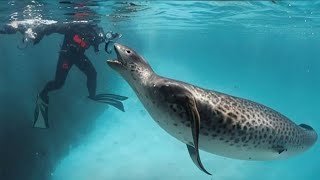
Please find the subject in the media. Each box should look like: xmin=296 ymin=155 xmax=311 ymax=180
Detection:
xmin=0 ymin=21 xmax=128 ymax=129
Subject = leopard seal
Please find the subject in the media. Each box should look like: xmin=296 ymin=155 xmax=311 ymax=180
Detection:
xmin=107 ymin=43 xmax=317 ymax=175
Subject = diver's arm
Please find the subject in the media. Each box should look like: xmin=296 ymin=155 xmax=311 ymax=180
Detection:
xmin=33 ymin=23 xmax=71 ymax=45
xmin=0 ymin=25 xmax=19 ymax=34
xmin=92 ymin=32 xmax=105 ymax=53
xmin=104 ymin=32 xmax=122 ymax=54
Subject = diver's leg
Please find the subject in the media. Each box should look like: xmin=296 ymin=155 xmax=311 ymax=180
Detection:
xmin=34 ymin=53 xmax=72 ymax=129
xmin=74 ymin=55 xmax=97 ymax=98
xmin=40 ymin=53 xmax=72 ymax=101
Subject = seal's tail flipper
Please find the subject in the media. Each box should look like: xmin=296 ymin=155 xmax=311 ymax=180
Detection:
xmin=89 ymin=93 xmax=128 ymax=112
xmin=33 ymin=94 xmax=49 ymax=129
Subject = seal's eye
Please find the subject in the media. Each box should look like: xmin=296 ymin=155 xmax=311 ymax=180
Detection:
xmin=126 ymin=50 xmax=131 ymax=54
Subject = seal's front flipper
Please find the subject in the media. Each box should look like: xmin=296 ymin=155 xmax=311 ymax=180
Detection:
xmin=184 ymin=95 xmax=212 ymax=175
xmin=33 ymin=94 xmax=49 ymax=129
xmin=159 ymin=83 xmax=212 ymax=175
xmin=89 ymin=94 xmax=128 ymax=112
xmin=186 ymin=144 xmax=211 ymax=175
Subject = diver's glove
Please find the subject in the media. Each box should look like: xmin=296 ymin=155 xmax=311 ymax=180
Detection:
xmin=104 ymin=31 xmax=122 ymax=54
xmin=32 ymin=25 xmax=49 ymax=45
xmin=18 ymin=30 xmax=45 ymax=49
xmin=33 ymin=33 xmax=44 ymax=45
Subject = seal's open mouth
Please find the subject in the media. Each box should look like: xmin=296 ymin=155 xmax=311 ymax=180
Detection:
xmin=107 ymin=44 xmax=125 ymax=67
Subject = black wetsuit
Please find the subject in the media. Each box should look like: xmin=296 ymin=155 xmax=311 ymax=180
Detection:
xmin=31 ymin=23 xmax=105 ymax=100
xmin=1 ymin=22 xmax=127 ymax=116
xmin=1 ymin=21 xmax=127 ymax=125
xmin=0 ymin=22 xmax=124 ymax=103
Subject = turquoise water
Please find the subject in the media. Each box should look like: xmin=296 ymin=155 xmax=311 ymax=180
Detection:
xmin=0 ymin=1 xmax=319 ymax=180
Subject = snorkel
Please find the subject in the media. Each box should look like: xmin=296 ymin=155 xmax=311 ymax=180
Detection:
xmin=104 ymin=31 xmax=122 ymax=54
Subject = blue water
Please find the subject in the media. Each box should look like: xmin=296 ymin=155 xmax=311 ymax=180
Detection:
xmin=0 ymin=1 xmax=319 ymax=180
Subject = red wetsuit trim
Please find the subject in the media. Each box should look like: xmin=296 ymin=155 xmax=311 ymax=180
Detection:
xmin=73 ymin=35 xmax=88 ymax=48
xmin=62 ymin=62 xmax=69 ymax=69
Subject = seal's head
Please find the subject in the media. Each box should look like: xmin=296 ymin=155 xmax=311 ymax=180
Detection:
xmin=107 ymin=43 xmax=154 ymax=84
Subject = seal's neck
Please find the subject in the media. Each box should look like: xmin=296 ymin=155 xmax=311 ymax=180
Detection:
xmin=124 ymin=65 xmax=155 ymax=89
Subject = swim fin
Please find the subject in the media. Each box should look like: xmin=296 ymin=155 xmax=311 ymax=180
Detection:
xmin=33 ymin=94 xmax=49 ymax=129
xmin=89 ymin=93 xmax=128 ymax=112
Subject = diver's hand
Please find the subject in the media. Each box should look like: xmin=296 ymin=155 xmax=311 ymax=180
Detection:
xmin=106 ymin=48 xmax=112 ymax=54
xmin=105 ymin=41 xmax=112 ymax=54
xmin=33 ymin=35 xmax=43 ymax=45
xmin=94 ymin=45 xmax=99 ymax=54
xmin=33 ymin=31 xmax=45 ymax=45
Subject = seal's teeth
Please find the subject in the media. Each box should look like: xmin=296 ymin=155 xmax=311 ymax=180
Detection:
xmin=107 ymin=59 xmax=122 ymax=65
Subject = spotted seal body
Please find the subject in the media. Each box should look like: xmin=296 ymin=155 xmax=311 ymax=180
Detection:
xmin=107 ymin=43 xmax=317 ymax=175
